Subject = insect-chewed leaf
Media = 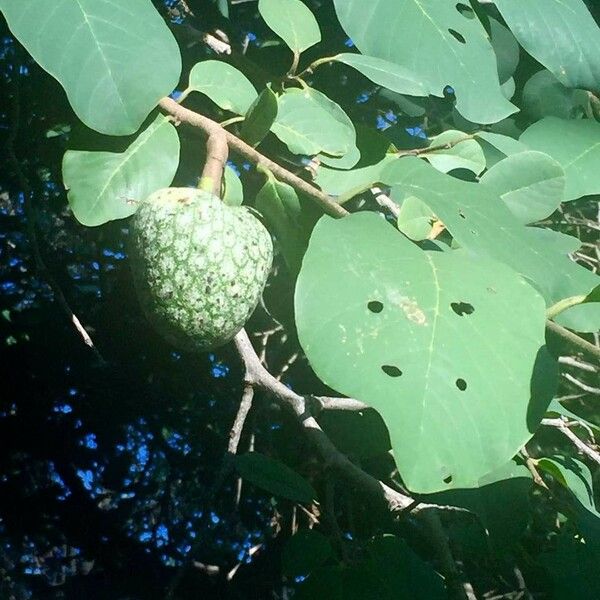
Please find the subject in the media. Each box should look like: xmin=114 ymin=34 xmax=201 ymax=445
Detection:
xmin=295 ymin=212 xmax=554 ymax=493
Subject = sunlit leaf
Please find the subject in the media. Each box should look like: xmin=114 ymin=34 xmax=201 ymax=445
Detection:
xmin=63 ymin=115 xmax=180 ymax=226
xmin=480 ymin=151 xmax=565 ymax=224
xmin=271 ymin=88 xmax=355 ymax=158
xmin=222 ymin=164 xmax=243 ymax=207
xmin=188 ymin=60 xmax=257 ymax=115
xmin=0 ymin=0 xmax=181 ymax=135
xmin=520 ymin=117 xmax=600 ymax=202
xmin=495 ymin=0 xmax=600 ymax=91
xmin=382 ymin=157 xmax=600 ymax=307
xmin=333 ymin=0 xmax=517 ymax=124
xmin=258 ymin=0 xmax=320 ymax=53
xmin=423 ymin=130 xmax=485 ymax=175
xmin=296 ymin=212 xmax=552 ymax=492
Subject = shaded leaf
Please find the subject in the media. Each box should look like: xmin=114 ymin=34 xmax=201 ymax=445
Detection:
xmin=522 ymin=70 xmax=589 ymax=120
xmin=63 ymin=115 xmax=180 ymax=226
xmin=234 ymin=452 xmax=317 ymax=503
xmin=489 ymin=17 xmax=520 ymax=84
xmin=332 ymin=53 xmax=426 ymax=97
xmin=282 ymin=530 xmax=333 ymax=577
xmin=255 ymin=174 xmax=308 ymax=274
xmin=241 ymin=86 xmax=278 ymax=147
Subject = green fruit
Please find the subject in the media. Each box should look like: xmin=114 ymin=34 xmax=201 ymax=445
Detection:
xmin=130 ymin=187 xmax=273 ymax=351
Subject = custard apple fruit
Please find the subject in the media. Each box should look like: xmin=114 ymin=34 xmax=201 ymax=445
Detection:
xmin=130 ymin=187 xmax=273 ymax=351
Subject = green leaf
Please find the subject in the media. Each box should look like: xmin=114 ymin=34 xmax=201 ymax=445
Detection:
xmin=222 ymin=165 xmax=243 ymax=207
xmin=188 ymin=61 xmax=257 ymax=115
xmin=63 ymin=115 xmax=180 ymax=226
xmin=295 ymin=567 xmax=344 ymax=600
xmin=332 ymin=53 xmax=426 ymax=97
xmin=522 ymin=70 xmax=589 ymax=120
xmin=282 ymin=530 xmax=333 ymax=577
xmin=555 ymin=303 xmax=600 ymax=334
xmin=540 ymin=532 xmax=600 ymax=600
xmin=258 ymin=0 xmax=321 ymax=53
xmin=295 ymin=212 xmax=552 ymax=493
xmin=235 ymin=452 xmax=316 ymax=503
xmin=365 ymin=536 xmax=446 ymax=600
xmin=333 ymin=0 xmax=517 ymax=124
xmin=255 ymin=175 xmax=307 ymax=274
xmin=489 ymin=18 xmax=520 ymax=84
xmin=382 ymin=157 xmax=600 ymax=307
xmin=546 ymin=399 xmax=600 ymax=439
xmin=479 ymin=151 xmax=566 ymax=224
xmin=423 ymin=130 xmax=485 ymax=175
xmin=520 ymin=117 xmax=600 ymax=202
xmin=0 ymin=0 xmax=181 ymax=135
xmin=315 ymin=156 xmax=397 ymax=198
xmin=318 ymin=409 xmax=391 ymax=459
xmin=538 ymin=456 xmax=599 ymax=521
xmin=241 ymin=86 xmax=278 ymax=147
xmin=425 ymin=461 xmax=533 ymax=553
xmin=494 ymin=0 xmax=600 ymax=91
xmin=271 ymin=88 xmax=355 ymax=158
xmin=475 ymin=131 xmax=528 ymax=169
xmin=396 ymin=196 xmax=435 ymax=242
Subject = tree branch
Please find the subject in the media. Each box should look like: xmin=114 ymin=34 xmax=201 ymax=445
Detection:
xmin=6 ymin=77 xmax=105 ymax=364
xmin=158 ymin=97 xmax=349 ymax=218
xmin=542 ymin=417 xmax=600 ymax=466
xmin=232 ymin=328 xmax=415 ymax=513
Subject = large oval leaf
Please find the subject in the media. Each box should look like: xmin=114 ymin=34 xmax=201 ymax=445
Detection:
xmin=295 ymin=212 xmax=551 ymax=493
xmin=63 ymin=115 xmax=180 ymax=226
xmin=333 ymin=0 xmax=517 ymax=124
xmin=258 ymin=0 xmax=320 ymax=53
xmin=495 ymin=0 xmax=600 ymax=91
xmin=520 ymin=117 xmax=600 ymax=202
xmin=480 ymin=151 xmax=566 ymax=224
xmin=0 ymin=0 xmax=181 ymax=135
xmin=188 ymin=61 xmax=257 ymax=115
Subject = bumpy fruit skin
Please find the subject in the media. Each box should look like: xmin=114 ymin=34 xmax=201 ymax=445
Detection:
xmin=130 ymin=187 xmax=273 ymax=351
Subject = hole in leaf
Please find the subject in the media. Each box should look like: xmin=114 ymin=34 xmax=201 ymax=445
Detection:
xmin=456 ymin=378 xmax=467 ymax=391
xmin=443 ymin=85 xmax=455 ymax=98
xmin=443 ymin=474 xmax=453 ymax=484
xmin=451 ymin=302 xmax=474 ymax=316
xmin=456 ymin=3 xmax=475 ymax=18
xmin=382 ymin=365 xmax=403 ymax=378
xmin=368 ymin=301 xmax=384 ymax=314
xmin=448 ymin=29 xmax=466 ymax=44
xmin=459 ymin=210 xmax=466 ymax=219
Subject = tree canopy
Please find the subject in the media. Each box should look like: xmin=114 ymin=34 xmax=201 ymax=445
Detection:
xmin=1 ymin=1 xmax=599 ymax=598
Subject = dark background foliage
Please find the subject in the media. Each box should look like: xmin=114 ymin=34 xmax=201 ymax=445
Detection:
xmin=0 ymin=1 xmax=599 ymax=599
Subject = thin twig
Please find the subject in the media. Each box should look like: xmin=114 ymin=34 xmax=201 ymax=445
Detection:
xmin=542 ymin=418 xmax=600 ymax=465
xmin=5 ymin=78 xmax=105 ymax=364
xmin=546 ymin=320 xmax=600 ymax=362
